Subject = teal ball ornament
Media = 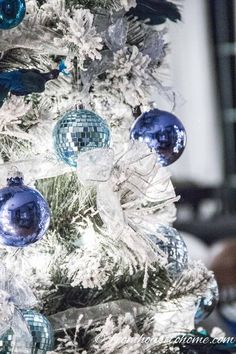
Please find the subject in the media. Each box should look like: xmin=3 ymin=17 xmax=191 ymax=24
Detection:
xmin=53 ymin=109 xmax=111 ymax=167
xmin=21 ymin=310 xmax=54 ymax=353
xmin=0 ymin=0 xmax=26 ymax=29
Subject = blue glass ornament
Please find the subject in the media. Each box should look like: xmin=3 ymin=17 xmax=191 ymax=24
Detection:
xmin=130 ymin=108 xmax=186 ymax=167
xmin=0 ymin=0 xmax=25 ymax=29
xmin=195 ymin=278 xmax=219 ymax=324
xmin=147 ymin=225 xmax=188 ymax=279
xmin=53 ymin=109 xmax=111 ymax=167
xmin=21 ymin=310 xmax=54 ymax=353
xmin=0 ymin=174 xmax=50 ymax=247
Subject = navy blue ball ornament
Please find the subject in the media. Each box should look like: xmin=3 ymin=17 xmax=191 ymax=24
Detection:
xmin=148 ymin=225 xmax=188 ymax=279
xmin=21 ymin=310 xmax=54 ymax=353
xmin=0 ymin=0 xmax=25 ymax=30
xmin=0 ymin=172 xmax=50 ymax=247
xmin=130 ymin=108 xmax=186 ymax=166
xmin=195 ymin=278 xmax=219 ymax=324
xmin=53 ymin=108 xmax=111 ymax=167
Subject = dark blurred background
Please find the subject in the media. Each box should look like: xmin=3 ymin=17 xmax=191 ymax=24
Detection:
xmin=170 ymin=0 xmax=236 ymax=243
xmin=168 ymin=0 xmax=236 ymax=336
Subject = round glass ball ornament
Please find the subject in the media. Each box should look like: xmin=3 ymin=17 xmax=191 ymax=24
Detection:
xmin=53 ymin=109 xmax=111 ymax=167
xmin=0 ymin=174 xmax=50 ymax=247
xmin=0 ymin=311 xmax=54 ymax=354
xmin=195 ymin=278 xmax=219 ymax=324
xmin=130 ymin=108 xmax=187 ymax=166
xmin=147 ymin=225 xmax=188 ymax=279
xmin=21 ymin=310 xmax=54 ymax=353
xmin=0 ymin=0 xmax=25 ymax=29
xmin=0 ymin=329 xmax=14 ymax=353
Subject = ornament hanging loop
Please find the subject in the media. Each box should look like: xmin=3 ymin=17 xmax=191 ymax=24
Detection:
xmin=74 ymin=102 xmax=85 ymax=110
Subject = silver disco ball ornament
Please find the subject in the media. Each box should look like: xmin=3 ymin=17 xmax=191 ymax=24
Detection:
xmin=0 ymin=329 xmax=14 ymax=353
xmin=0 ymin=310 xmax=54 ymax=353
xmin=53 ymin=109 xmax=111 ymax=167
xmin=21 ymin=309 xmax=54 ymax=353
xmin=195 ymin=278 xmax=219 ymax=324
xmin=148 ymin=225 xmax=188 ymax=279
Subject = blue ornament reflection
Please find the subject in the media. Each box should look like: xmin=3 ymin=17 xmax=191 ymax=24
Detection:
xmin=130 ymin=109 xmax=186 ymax=166
xmin=0 ymin=176 xmax=50 ymax=247
xmin=195 ymin=278 xmax=219 ymax=324
xmin=53 ymin=109 xmax=111 ymax=167
xmin=147 ymin=225 xmax=188 ymax=279
xmin=0 ymin=0 xmax=25 ymax=30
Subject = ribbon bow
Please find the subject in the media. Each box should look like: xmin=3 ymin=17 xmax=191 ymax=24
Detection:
xmin=77 ymin=142 xmax=179 ymax=263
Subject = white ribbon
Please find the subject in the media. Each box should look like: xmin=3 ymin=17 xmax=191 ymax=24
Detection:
xmin=0 ymin=264 xmax=37 ymax=353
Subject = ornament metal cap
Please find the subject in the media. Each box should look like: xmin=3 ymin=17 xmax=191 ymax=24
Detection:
xmin=7 ymin=167 xmax=24 ymax=186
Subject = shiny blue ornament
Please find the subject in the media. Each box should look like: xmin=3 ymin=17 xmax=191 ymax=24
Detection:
xmin=195 ymin=278 xmax=219 ymax=324
xmin=130 ymin=108 xmax=186 ymax=166
xmin=53 ymin=109 xmax=111 ymax=167
xmin=147 ymin=225 xmax=188 ymax=279
xmin=21 ymin=310 xmax=54 ymax=353
xmin=0 ymin=0 xmax=25 ymax=29
xmin=0 ymin=175 xmax=50 ymax=247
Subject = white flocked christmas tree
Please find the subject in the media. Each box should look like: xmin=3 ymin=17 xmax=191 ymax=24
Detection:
xmin=0 ymin=0 xmax=224 ymax=353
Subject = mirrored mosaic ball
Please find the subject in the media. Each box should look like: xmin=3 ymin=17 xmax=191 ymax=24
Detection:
xmin=53 ymin=109 xmax=111 ymax=167
xmin=195 ymin=278 xmax=219 ymax=324
xmin=21 ymin=309 xmax=54 ymax=353
xmin=147 ymin=225 xmax=188 ymax=279
xmin=0 ymin=0 xmax=26 ymax=29
xmin=130 ymin=109 xmax=187 ymax=166
xmin=0 ymin=329 xmax=13 ymax=354
xmin=0 ymin=176 xmax=50 ymax=247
